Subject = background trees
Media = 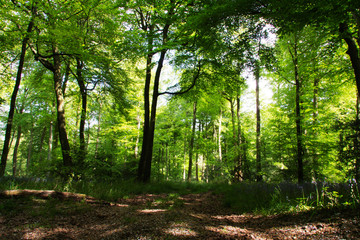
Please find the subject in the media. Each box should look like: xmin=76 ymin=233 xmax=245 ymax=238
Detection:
xmin=0 ymin=0 xmax=359 ymax=183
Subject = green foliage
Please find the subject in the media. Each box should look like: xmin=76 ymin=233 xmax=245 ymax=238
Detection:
xmin=0 ymin=0 xmax=359 ymax=185
xmin=2 ymin=178 xmax=359 ymax=216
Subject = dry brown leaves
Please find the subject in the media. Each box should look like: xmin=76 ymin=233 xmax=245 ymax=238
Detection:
xmin=0 ymin=190 xmax=359 ymax=239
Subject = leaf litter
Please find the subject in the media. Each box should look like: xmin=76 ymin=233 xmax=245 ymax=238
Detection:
xmin=0 ymin=190 xmax=359 ymax=239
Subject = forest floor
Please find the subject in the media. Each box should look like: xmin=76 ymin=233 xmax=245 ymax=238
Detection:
xmin=0 ymin=189 xmax=359 ymax=239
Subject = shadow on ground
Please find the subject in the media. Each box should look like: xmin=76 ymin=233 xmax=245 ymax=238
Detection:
xmin=0 ymin=190 xmax=359 ymax=239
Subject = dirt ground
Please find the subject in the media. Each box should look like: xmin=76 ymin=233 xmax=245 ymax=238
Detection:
xmin=0 ymin=189 xmax=359 ymax=239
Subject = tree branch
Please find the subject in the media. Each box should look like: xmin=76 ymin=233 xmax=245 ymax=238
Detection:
xmin=158 ymin=61 xmax=201 ymax=96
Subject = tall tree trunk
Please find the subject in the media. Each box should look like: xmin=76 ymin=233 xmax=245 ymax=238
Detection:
xmin=187 ymin=101 xmax=197 ymax=181
xmin=138 ymin=22 xmax=169 ymax=182
xmin=137 ymin=26 xmax=154 ymax=181
xmin=143 ymin=48 xmax=167 ymax=182
xmin=134 ymin=109 xmax=141 ymax=159
xmin=355 ymin=96 xmax=360 ymax=182
xmin=95 ymin=100 xmax=102 ymax=159
xmin=291 ymin=38 xmax=304 ymax=184
xmin=183 ymin=129 xmax=187 ymax=181
xmin=196 ymin=122 xmax=201 ymax=181
xmin=312 ymin=77 xmax=319 ymax=178
xmin=236 ymin=95 xmax=246 ymax=180
xmin=0 ymin=15 xmax=34 ymax=177
xmin=12 ymin=126 xmax=22 ymax=177
xmin=27 ymin=124 xmax=34 ymax=172
xmin=76 ymin=58 xmax=87 ymax=166
xmin=165 ymin=144 xmax=169 ymax=180
xmin=32 ymin=43 xmax=73 ymax=175
xmin=228 ymin=98 xmax=241 ymax=181
xmin=255 ymin=62 xmax=262 ymax=182
xmin=218 ymin=108 xmax=223 ymax=164
xmin=53 ymin=47 xmax=73 ymax=170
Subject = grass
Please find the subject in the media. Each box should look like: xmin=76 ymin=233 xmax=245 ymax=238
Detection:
xmin=1 ymin=176 xmax=359 ymax=215
xmin=0 ymin=193 xmax=91 ymax=229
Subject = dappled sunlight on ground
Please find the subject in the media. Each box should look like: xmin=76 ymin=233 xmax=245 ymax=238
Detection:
xmin=163 ymin=222 xmax=198 ymax=237
xmin=1 ymin=190 xmax=359 ymax=239
xmin=110 ymin=203 xmax=129 ymax=207
xmin=137 ymin=209 xmax=167 ymax=214
xmin=205 ymin=225 xmax=258 ymax=238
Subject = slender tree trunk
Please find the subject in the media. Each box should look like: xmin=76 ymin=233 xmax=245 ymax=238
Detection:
xmin=0 ymin=16 xmax=34 ymax=177
xmin=218 ymin=108 xmax=223 ymax=164
xmin=255 ymin=62 xmax=262 ymax=182
xmin=137 ymin=28 xmax=154 ymax=181
xmin=291 ymin=38 xmax=304 ymax=184
xmin=138 ymin=22 xmax=170 ymax=182
xmin=12 ymin=126 xmax=22 ymax=177
xmin=95 ymin=100 xmax=102 ymax=159
xmin=160 ymin=146 xmax=164 ymax=177
xmin=165 ymin=144 xmax=169 ymax=180
xmin=76 ymin=58 xmax=87 ymax=166
xmin=27 ymin=124 xmax=34 ymax=171
xmin=183 ymin=129 xmax=187 ymax=181
xmin=196 ymin=122 xmax=201 ymax=181
xmin=187 ymin=101 xmax=197 ymax=181
xmin=228 ymin=98 xmax=241 ymax=181
xmin=135 ymin=109 xmax=141 ymax=159
xmin=312 ymin=77 xmax=319 ymax=178
xmin=195 ymin=151 xmax=199 ymax=181
xmin=236 ymin=95 xmax=246 ymax=180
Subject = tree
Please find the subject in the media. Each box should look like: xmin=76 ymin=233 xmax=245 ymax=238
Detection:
xmin=263 ymin=0 xmax=360 ymax=98
xmin=121 ymin=0 xmax=202 ymax=182
xmin=0 ymin=1 xmax=35 ymax=177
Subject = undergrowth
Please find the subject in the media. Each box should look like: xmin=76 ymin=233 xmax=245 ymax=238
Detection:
xmin=1 ymin=176 xmax=359 ymax=215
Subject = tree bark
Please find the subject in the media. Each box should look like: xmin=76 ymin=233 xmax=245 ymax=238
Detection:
xmin=218 ymin=108 xmax=223 ymax=164
xmin=27 ymin=124 xmax=34 ymax=171
xmin=291 ymin=38 xmax=304 ymax=184
xmin=53 ymin=47 xmax=73 ymax=169
xmin=236 ymin=95 xmax=247 ymax=180
xmin=183 ymin=129 xmax=187 ymax=181
xmin=76 ymin=58 xmax=87 ymax=166
xmin=228 ymin=97 xmax=241 ymax=181
xmin=12 ymin=126 xmax=22 ymax=177
xmin=138 ymin=22 xmax=169 ymax=182
xmin=134 ymin=109 xmax=141 ymax=159
xmin=187 ymin=101 xmax=197 ymax=181
xmin=137 ymin=46 xmax=154 ymax=182
xmin=312 ymin=77 xmax=319 ymax=178
xmin=0 ymin=15 xmax=34 ymax=177
xmin=355 ymin=96 xmax=360 ymax=182
xmin=142 ymin=48 xmax=167 ymax=182
xmin=255 ymin=61 xmax=262 ymax=182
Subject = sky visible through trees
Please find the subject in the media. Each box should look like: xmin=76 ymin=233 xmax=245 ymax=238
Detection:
xmin=0 ymin=0 xmax=360 ymax=184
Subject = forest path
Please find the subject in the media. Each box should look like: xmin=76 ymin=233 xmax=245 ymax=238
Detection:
xmin=0 ymin=190 xmax=359 ymax=239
